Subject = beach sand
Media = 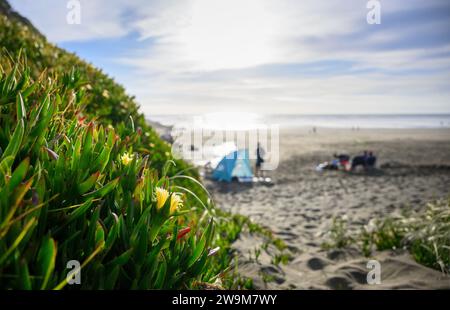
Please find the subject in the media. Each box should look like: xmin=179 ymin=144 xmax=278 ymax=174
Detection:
xmin=205 ymin=128 xmax=450 ymax=289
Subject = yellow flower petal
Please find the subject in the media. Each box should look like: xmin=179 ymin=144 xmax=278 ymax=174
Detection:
xmin=155 ymin=187 xmax=169 ymax=210
xmin=170 ymin=193 xmax=183 ymax=214
xmin=120 ymin=152 xmax=134 ymax=166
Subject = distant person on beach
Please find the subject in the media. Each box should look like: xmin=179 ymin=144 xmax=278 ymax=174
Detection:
xmin=256 ymin=142 xmax=265 ymax=177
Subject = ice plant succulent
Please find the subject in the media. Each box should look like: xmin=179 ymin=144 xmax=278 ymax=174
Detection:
xmin=44 ymin=147 xmax=59 ymax=160
xmin=155 ymin=187 xmax=169 ymax=210
xmin=120 ymin=152 xmax=134 ymax=166
xmin=170 ymin=193 xmax=183 ymax=214
xmin=208 ymin=247 xmax=220 ymax=257
xmin=0 ymin=17 xmax=223 ymax=289
xmin=177 ymin=227 xmax=191 ymax=240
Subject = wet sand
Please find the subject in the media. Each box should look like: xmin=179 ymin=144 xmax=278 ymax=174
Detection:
xmin=206 ymin=128 xmax=450 ymax=289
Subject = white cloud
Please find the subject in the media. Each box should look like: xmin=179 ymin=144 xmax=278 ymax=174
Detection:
xmin=9 ymin=0 xmax=132 ymax=42
xmin=121 ymin=0 xmax=365 ymax=72
xmin=8 ymin=0 xmax=450 ymax=114
xmin=129 ymin=70 xmax=450 ymax=115
xmin=112 ymin=0 xmax=450 ymax=78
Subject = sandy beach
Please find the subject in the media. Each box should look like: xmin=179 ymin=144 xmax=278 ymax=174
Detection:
xmin=206 ymin=127 xmax=450 ymax=289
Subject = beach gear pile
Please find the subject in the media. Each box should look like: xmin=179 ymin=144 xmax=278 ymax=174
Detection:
xmin=316 ymin=152 xmax=377 ymax=172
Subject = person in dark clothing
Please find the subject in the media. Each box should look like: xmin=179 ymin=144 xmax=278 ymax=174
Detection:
xmin=366 ymin=151 xmax=377 ymax=168
xmin=256 ymin=142 xmax=265 ymax=177
xmin=351 ymin=151 xmax=368 ymax=170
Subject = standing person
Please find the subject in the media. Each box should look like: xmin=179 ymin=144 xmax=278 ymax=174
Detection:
xmin=256 ymin=142 xmax=265 ymax=178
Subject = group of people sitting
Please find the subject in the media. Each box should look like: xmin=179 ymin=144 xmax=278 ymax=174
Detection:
xmin=349 ymin=151 xmax=377 ymax=170
xmin=316 ymin=151 xmax=377 ymax=171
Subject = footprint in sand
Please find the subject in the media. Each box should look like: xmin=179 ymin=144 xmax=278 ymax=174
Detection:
xmin=305 ymin=242 xmax=318 ymax=247
xmin=307 ymin=257 xmax=329 ymax=271
xmin=325 ymin=276 xmax=353 ymax=290
xmin=327 ymin=249 xmax=347 ymax=261
xmin=276 ymin=231 xmax=298 ymax=240
xmin=260 ymin=266 xmax=286 ymax=285
xmin=304 ymin=224 xmax=317 ymax=230
xmin=351 ymin=203 xmax=364 ymax=209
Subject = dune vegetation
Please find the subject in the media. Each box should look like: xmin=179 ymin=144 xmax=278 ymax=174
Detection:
xmin=323 ymin=199 xmax=450 ymax=274
xmin=0 ymin=2 xmax=290 ymax=289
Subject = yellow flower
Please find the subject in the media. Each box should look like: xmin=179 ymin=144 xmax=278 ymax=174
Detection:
xmin=155 ymin=187 xmax=169 ymax=210
xmin=120 ymin=152 xmax=134 ymax=166
xmin=170 ymin=193 xmax=183 ymax=214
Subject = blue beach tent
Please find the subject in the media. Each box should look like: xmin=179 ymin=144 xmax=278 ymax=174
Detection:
xmin=212 ymin=149 xmax=253 ymax=182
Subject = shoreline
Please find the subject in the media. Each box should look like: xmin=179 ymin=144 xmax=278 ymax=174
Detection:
xmin=147 ymin=114 xmax=450 ymax=130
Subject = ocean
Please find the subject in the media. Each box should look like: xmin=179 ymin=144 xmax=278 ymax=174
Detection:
xmin=148 ymin=113 xmax=450 ymax=130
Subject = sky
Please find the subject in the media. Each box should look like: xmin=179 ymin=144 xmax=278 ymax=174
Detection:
xmin=8 ymin=0 xmax=450 ymax=115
